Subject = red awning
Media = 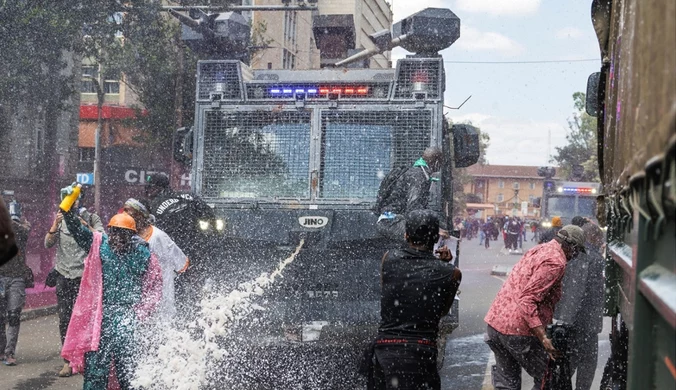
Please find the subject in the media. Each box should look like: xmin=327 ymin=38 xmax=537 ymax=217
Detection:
xmin=80 ymin=105 xmax=139 ymax=120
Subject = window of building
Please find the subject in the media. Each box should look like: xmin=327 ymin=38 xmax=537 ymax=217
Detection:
xmin=283 ymin=49 xmax=295 ymax=69
xmin=103 ymin=68 xmax=120 ymax=95
xmin=79 ymin=147 xmax=95 ymax=162
xmin=498 ymin=180 xmax=504 ymax=188
xmin=530 ymin=181 xmax=536 ymax=189
xmin=81 ymin=65 xmax=99 ymax=93
xmin=513 ymin=182 xmax=520 ymax=189
xmin=529 ymin=195 xmax=535 ymax=204
xmin=283 ymin=11 xmax=297 ymax=47
xmin=497 ymin=193 xmax=504 ymax=202
xmin=267 ymin=62 xmax=273 ymax=70
xmin=35 ymin=126 xmax=44 ymax=153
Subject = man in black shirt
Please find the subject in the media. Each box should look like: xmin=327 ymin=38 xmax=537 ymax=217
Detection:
xmin=373 ymin=210 xmax=462 ymax=389
xmin=144 ymin=173 xmax=217 ymax=313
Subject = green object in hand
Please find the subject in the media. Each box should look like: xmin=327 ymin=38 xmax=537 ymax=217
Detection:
xmin=60 ymin=182 xmax=78 ymax=201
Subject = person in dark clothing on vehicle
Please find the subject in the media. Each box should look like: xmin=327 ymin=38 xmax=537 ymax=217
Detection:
xmin=554 ymin=222 xmax=605 ymax=390
xmin=538 ymin=216 xmax=563 ymax=244
xmin=375 ymin=147 xmax=443 ymax=245
xmin=372 ymin=210 xmax=462 ymax=390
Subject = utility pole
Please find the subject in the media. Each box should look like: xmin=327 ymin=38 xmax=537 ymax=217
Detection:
xmin=86 ymin=76 xmax=104 ymax=215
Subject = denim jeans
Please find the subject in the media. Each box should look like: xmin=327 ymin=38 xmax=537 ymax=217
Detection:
xmin=0 ymin=276 xmax=26 ymax=357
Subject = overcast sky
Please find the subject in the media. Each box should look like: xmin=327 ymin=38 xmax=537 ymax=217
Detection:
xmin=390 ymin=0 xmax=600 ymax=167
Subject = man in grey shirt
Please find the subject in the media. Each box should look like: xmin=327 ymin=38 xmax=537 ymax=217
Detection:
xmin=45 ymin=198 xmax=103 ymax=377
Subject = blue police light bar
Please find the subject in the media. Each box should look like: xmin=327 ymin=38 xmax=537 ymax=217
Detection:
xmin=267 ymin=86 xmax=369 ymax=96
xmin=562 ymin=187 xmax=595 ymax=194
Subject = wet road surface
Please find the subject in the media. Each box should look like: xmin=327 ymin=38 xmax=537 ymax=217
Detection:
xmin=2 ymin=233 xmax=610 ymax=389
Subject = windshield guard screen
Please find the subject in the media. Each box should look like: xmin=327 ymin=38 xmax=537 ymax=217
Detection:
xmin=201 ymin=110 xmax=432 ymax=200
xmin=547 ymin=195 xmax=597 ymax=221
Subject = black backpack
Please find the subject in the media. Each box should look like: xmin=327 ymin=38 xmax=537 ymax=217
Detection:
xmin=372 ymin=167 xmax=408 ymax=215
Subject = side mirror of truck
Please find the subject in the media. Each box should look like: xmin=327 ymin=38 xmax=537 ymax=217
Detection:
xmin=585 ymin=72 xmax=601 ymax=117
xmin=451 ymin=124 xmax=480 ymax=168
xmin=174 ymin=127 xmax=193 ymax=165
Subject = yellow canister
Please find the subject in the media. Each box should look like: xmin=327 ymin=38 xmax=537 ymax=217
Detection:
xmin=59 ymin=184 xmax=82 ymax=212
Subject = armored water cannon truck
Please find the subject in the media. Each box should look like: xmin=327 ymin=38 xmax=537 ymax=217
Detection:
xmin=174 ymin=7 xmax=479 ymax=386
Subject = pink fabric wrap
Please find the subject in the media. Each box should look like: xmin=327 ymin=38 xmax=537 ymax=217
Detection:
xmin=61 ymin=232 xmax=104 ymax=374
xmin=134 ymin=252 xmax=163 ymax=321
xmin=61 ymin=233 xmax=162 ymax=376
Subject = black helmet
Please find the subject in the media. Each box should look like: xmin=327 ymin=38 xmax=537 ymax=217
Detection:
xmin=145 ymin=172 xmax=170 ymax=188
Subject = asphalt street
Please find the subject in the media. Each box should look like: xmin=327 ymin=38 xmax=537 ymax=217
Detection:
xmin=1 ymin=232 xmax=610 ymax=389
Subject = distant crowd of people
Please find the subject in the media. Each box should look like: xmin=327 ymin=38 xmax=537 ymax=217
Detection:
xmin=453 ymin=215 xmax=551 ymax=253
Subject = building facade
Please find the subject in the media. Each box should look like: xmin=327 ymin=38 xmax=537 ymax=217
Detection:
xmin=249 ymin=0 xmax=392 ymax=70
xmin=463 ymin=165 xmax=559 ymax=218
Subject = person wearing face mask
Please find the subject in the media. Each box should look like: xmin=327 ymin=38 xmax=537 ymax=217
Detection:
xmin=123 ymin=198 xmax=188 ymax=321
xmin=59 ymin=203 xmax=151 ymax=390
xmin=484 ymin=225 xmax=587 ymax=390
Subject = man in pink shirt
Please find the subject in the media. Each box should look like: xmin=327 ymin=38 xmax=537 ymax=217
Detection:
xmin=484 ymin=225 xmax=586 ymax=390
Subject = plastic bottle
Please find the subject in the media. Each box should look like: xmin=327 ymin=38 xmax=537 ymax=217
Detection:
xmin=59 ymin=184 xmax=82 ymax=212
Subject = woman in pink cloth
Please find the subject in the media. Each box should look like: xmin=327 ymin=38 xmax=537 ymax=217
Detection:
xmin=60 ymin=206 xmax=157 ymax=390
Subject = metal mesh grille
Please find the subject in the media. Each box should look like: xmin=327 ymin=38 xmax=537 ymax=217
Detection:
xmin=198 ymin=62 xmax=242 ymax=101
xmin=319 ymin=110 xmax=432 ymax=199
xmin=393 ymin=59 xmax=443 ymax=100
xmin=201 ymin=110 xmax=312 ymax=199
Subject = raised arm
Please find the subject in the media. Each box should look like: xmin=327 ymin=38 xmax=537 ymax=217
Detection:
xmin=63 ymin=209 xmax=93 ymax=252
xmin=45 ymin=212 xmax=63 ymax=249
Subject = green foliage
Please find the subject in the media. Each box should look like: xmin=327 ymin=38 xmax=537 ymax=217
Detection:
xmin=0 ymin=1 xmax=196 ymax=143
xmin=0 ymin=1 xmax=86 ymax=103
xmin=551 ymin=92 xmax=600 ymax=182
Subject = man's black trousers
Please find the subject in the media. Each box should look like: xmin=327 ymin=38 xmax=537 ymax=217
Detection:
xmin=55 ymin=274 xmax=81 ymax=350
xmin=373 ymin=342 xmax=440 ymax=390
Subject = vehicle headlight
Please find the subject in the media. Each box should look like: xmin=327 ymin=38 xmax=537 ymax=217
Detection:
xmin=541 ymin=221 xmax=552 ymax=228
xmin=199 ymin=220 xmax=210 ymax=231
xmin=215 ymin=219 xmax=225 ymax=231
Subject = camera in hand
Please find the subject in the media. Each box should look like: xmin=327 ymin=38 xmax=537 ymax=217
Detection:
xmin=546 ymin=322 xmax=575 ymax=355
